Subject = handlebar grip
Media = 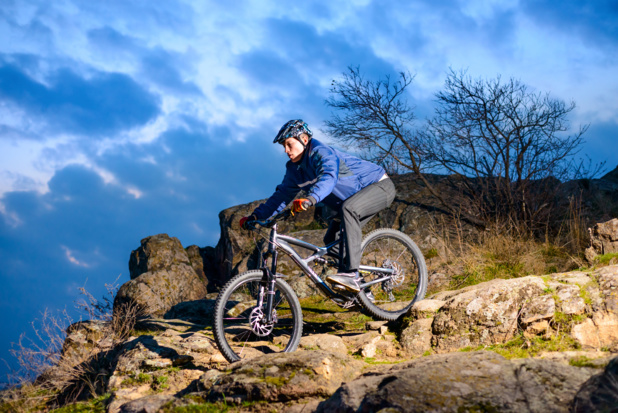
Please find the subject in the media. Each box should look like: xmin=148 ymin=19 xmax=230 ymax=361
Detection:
xmin=301 ymin=200 xmax=312 ymax=209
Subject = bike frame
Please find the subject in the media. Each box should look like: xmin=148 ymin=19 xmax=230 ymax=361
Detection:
xmin=255 ymin=215 xmax=395 ymax=322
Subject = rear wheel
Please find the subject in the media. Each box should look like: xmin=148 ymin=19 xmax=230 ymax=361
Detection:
xmin=357 ymin=228 xmax=427 ymax=320
xmin=213 ymin=270 xmax=303 ymax=363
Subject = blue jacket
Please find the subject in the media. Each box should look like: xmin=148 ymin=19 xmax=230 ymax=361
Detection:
xmin=253 ymin=138 xmax=386 ymax=219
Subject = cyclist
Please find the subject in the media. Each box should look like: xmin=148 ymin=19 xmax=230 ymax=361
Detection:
xmin=240 ymin=119 xmax=396 ymax=293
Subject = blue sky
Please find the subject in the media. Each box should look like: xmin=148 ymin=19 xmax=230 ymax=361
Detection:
xmin=1 ymin=0 xmax=617 ymax=380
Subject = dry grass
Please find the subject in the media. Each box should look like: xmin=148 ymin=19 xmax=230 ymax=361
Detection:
xmin=1 ymin=278 xmax=145 ymax=412
xmin=424 ymin=208 xmax=588 ymax=293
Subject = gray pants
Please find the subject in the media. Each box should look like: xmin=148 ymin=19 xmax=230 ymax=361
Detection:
xmin=324 ymin=178 xmax=396 ymax=272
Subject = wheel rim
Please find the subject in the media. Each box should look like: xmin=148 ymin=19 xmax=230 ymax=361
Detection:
xmin=360 ymin=234 xmax=421 ymax=313
xmin=219 ymin=278 xmax=297 ymax=360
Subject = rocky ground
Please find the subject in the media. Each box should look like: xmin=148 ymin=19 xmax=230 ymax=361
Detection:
xmin=37 ymin=261 xmax=617 ymax=412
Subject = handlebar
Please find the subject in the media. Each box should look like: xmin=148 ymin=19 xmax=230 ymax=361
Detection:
xmin=246 ymin=209 xmax=293 ymax=230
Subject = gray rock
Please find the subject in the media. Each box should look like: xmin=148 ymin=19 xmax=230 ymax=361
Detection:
xmin=596 ymin=265 xmax=618 ymax=315
xmin=115 ymin=234 xmax=208 ymax=318
xmin=299 ymin=334 xmax=348 ymax=355
xmin=119 ymin=394 xmax=173 ymax=413
xmin=206 ymin=350 xmax=364 ymax=403
xmin=585 ymin=218 xmax=618 ymax=263
xmin=128 ymin=234 xmax=192 ymax=280
xmin=366 ymin=320 xmax=388 ymax=330
xmin=399 ymin=317 xmax=433 ymax=355
xmin=555 ymin=284 xmax=586 ymax=315
xmin=430 ymin=277 xmax=546 ymax=351
xmin=572 ymin=355 xmax=618 ymax=412
xmin=317 ymin=351 xmax=596 ymax=413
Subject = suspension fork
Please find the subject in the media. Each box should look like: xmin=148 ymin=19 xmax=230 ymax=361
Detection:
xmin=260 ymin=225 xmax=279 ymax=323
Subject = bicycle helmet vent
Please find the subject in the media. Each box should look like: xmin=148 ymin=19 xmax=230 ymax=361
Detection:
xmin=273 ymin=119 xmax=313 ymax=145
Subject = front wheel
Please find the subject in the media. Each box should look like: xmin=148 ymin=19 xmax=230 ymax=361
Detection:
xmin=357 ymin=228 xmax=428 ymax=321
xmin=213 ymin=270 xmax=303 ymax=363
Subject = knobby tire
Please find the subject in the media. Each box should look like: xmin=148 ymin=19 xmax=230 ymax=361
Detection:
xmin=213 ymin=270 xmax=303 ymax=363
xmin=357 ymin=228 xmax=428 ymax=321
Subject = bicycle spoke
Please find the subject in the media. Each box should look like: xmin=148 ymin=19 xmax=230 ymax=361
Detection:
xmin=358 ymin=231 xmax=427 ymax=319
xmin=214 ymin=271 xmax=302 ymax=362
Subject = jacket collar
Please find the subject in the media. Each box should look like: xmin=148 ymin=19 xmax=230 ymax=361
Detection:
xmin=296 ymin=139 xmax=316 ymax=171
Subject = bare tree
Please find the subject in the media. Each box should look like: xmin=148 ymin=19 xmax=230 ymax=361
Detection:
xmin=326 ymin=67 xmax=595 ymax=231
xmin=324 ymin=67 xmax=483 ymax=226
xmin=423 ymin=70 xmax=592 ymax=229
xmin=326 ymin=67 xmax=483 ymax=226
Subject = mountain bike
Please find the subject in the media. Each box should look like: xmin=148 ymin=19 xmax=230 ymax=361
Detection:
xmin=213 ymin=208 xmax=428 ymax=362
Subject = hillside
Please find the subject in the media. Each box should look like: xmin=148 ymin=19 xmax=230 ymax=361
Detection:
xmin=2 ymin=169 xmax=618 ymax=412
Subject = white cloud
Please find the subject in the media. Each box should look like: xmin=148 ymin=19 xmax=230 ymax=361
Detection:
xmin=62 ymin=245 xmax=90 ymax=267
xmin=1 ymin=0 xmax=617 ymax=198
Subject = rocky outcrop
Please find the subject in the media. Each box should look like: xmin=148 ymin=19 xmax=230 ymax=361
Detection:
xmin=209 ymin=169 xmax=618 ymax=286
xmin=398 ymin=265 xmax=618 ymax=356
xmin=114 ymin=234 xmax=209 ymax=318
xmin=317 ymin=351 xmax=599 ymax=412
xmin=36 ymin=266 xmax=618 ymax=412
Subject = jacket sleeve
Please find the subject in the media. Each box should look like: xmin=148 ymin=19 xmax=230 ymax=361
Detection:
xmin=252 ymin=167 xmax=299 ymax=220
xmin=307 ymin=147 xmax=339 ymax=203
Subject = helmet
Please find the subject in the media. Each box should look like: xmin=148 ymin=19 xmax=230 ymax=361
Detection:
xmin=273 ymin=119 xmax=313 ymax=145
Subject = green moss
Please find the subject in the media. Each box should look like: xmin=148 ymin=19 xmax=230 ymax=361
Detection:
xmin=424 ymin=248 xmax=439 ymax=260
xmin=459 ymin=333 xmax=580 ymax=359
xmin=161 ymin=403 xmax=230 ymax=413
xmin=578 ymin=285 xmax=593 ymax=305
xmin=49 ymin=393 xmax=111 ymax=413
xmin=121 ymin=372 xmax=152 ymax=387
xmin=569 ymin=356 xmax=600 ymax=368
xmin=299 ymin=296 xmax=346 ymax=313
xmin=552 ymin=311 xmax=589 ymax=333
xmin=264 ymin=375 xmax=289 ymax=387
xmin=361 ymin=357 xmax=400 ymax=365
xmin=597 ymin=252 xmax=618 ymax=265
xmin=152 ymin=375 xmax=169 ymax=391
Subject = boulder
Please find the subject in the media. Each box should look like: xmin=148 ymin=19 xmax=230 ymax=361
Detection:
xmin=114 ymin=234 xmax=208 ymax=317
xmin=585 ymin=218 xmax=618 ymax=263
xmin=205 ymin=350 xmax=364 ymax=403
xmin=571 ymin=312 xmax=618 ymax=350
xmin=119 ymin=395 xmax=174 ymax=413
xmin=128 ymin=234 xmax=192 ymax=279
xmin=397 ymin=267 xmax=618 ymax=354
xmin=61 ymin=320 xmax=112 ymax=366
xmin=430 ymin=276 xmax=548 ymax=351
xmin=572 ymin=356 xmax=618 ymax=412
xmin=299 ymin=334 xmax=348 ymax=355
xmin=317 ymin=351 xmax=597 ymax=412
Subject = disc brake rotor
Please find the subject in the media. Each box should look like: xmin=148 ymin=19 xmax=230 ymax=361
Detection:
xmin=383 ymin=259 xmax=405 ymax=286
xmin=249 ymin=307 xmax=276 ymax=337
